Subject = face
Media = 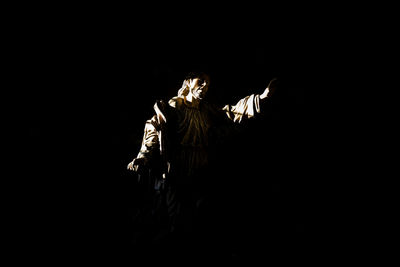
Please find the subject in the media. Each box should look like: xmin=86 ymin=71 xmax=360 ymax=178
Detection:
xmin=190 ymin=75 xmax=210 ymax=100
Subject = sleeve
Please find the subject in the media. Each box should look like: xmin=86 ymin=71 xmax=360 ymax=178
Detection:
xmin=136 ymin=115 xmax=160 ymax=160
xmin=221 ymin=93 xmax=261 ymax=123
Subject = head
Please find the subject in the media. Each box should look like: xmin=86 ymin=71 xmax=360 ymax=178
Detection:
xmin=178 ymin=71 xmax=210 ymax=100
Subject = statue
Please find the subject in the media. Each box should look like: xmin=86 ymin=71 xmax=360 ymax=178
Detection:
xmin=127 ymin=71 xmax=279 ymax=255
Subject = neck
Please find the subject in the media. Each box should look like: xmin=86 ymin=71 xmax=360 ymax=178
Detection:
xmin=185 ymin=93 xmax=201 ymax=107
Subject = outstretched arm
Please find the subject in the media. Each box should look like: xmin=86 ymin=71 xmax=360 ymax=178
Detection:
xmin=222 ymin=78 xmax=279 ymax=123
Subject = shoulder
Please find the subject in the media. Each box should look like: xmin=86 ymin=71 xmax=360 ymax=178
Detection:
xmin=168 ymin=96 xmax=184 ymax=108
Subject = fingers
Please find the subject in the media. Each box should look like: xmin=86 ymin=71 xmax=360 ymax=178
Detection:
xmin=127 ymin=162 xmax=134 ymax=170
xmin=127 ymin=161 xmax=138 ymax=171
xmin=127 ymin=158 xmax=147 ymax=172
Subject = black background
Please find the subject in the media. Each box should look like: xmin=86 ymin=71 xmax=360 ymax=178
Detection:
xmin=22 ymin=6 xmax=372 ymax=264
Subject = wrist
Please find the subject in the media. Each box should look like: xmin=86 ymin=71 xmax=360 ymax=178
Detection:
xmin=260 ymin=88 xmax=269 ymax=100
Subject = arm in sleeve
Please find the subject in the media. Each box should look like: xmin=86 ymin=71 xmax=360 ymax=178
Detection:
xmin=136 ymin=115 xmax=160 ymax=162
xmin=221 ymin=77 xmax=279 ymax=123
xmin=222 ymin=93 xmax=262 ymax=123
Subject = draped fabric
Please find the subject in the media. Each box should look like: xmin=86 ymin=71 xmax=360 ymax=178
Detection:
xmin=134 ymin=93 xmax=264 ymax=237
xmin=222 ymin=94 xmax=261 ymax=123
xmin=136 ymin=93 xmax=262 ymax=175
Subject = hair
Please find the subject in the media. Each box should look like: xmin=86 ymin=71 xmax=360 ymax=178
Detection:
xmin=177 ymin=71 xmax=210 ymax=97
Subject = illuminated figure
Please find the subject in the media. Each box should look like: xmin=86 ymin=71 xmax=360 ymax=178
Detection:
xmin=127 ymin=71 xmax=278 ymax=253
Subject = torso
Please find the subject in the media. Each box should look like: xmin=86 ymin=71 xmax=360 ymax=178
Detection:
xmin=168 ymin=96 xmax=211 ymax=178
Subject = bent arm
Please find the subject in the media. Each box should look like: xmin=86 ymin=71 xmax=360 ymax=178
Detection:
xmin=137 ymin=116 xmax=160 ymax=159
xmin=127 ymin=115 xmax=160 ymax=171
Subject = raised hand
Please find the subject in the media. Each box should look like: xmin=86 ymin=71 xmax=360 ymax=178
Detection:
xmin=260 ymin=77 xmax=279 ymax=99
